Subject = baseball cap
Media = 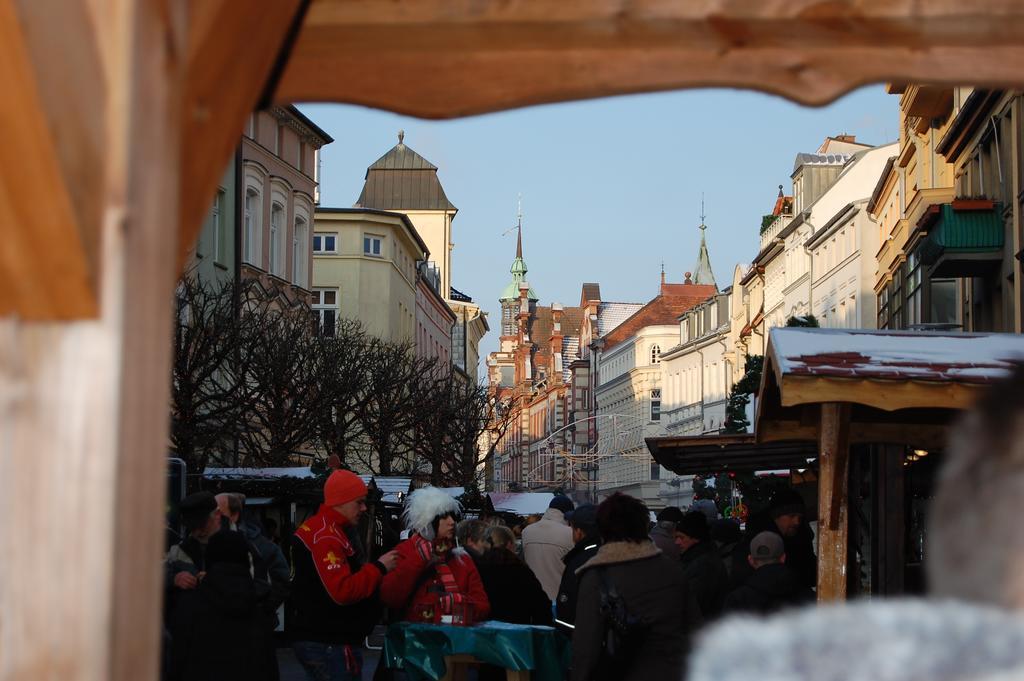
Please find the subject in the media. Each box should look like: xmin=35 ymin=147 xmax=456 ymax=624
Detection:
xmin=750 ymin=531 xmax=784 ymax=561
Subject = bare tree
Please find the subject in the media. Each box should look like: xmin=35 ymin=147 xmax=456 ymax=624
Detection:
xmin=314 ymin=319 xmax=374 ymax=467
xmin=236 ymin=303 xmax=325 ymax=467
xmin=171 ymin=278 xmax=257 ymax=474
xmin=354 ymin=340 xmax=437 ymax=476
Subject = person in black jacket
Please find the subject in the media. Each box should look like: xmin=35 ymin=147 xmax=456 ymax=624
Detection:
xmin=730 ymin=488 xmax=817 ymax=591
xmin=476 ymin=524 xmax=553 ymax=625
xmin=555 ymin=503 xmax=599 ymax=633
xmin=675 ymin=511 xmax=729 ymax=621
xmin=289 ymin=470 xmax=398 ymax=681
xmin=169 ymin=530 xmax=282 ymax=681
xmin=723 ymin=531 xmax=813 ymax=614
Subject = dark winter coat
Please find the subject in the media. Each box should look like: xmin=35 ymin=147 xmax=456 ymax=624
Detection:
xmin=649 ymin=521 xmax=679 ymax=560
xmin=679 ymin=539 xmax=729 ymax=620
xmin=722 ymin=563 xmax=813 ymax=615
xmin=477 ymin=548 xmax=553 ymax=625
xmin=168 ymin=563 xmax=279 ymax=681
xmin=288 ymin=506 xmax=384 ymax=644
xmin=242 ymin=518 xmax=291 ymax=588
xmin=729 ymin=511 xmax=817 ymax=590
xmin=555 ymin=535 xmax=600 ymax=631
xmin=571 ymin=541 xmax=702 ymax=681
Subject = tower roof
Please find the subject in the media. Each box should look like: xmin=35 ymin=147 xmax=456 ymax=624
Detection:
xmin=500 ymin=202 xmax=537 ymax=301
xmin=692 ymin=201 xmax=717 ymax=287
xmin=356 ymin=131 xmax=457 ymax=211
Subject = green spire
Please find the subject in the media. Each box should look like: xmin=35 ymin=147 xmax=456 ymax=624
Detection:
xmin=500 ymin=196 xmax=538 ymax=301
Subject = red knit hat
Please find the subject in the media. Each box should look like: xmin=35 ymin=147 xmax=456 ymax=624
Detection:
xmin=324 ymin=470 xmax=368 ymax=507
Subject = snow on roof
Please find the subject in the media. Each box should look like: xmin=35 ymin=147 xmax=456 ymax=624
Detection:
xmin=563 ymin=336 xmax=580 ymax=380
xmin=487 ymin=492 xmax=555 ymax=516
xmin=204 ymin=467 xmax=316 ymax=479
xmin=359 ymin=475 xmax=411 ymax=504
xmin=435 ymin=486 xmax=466 ymax=499
xmin=770 ymin=328 xmax=1024 ymax=385
xmin=597 ymin=302 xmax=645 ymax=336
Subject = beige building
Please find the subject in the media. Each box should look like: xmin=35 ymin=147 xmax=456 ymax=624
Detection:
xmin=449 ymin=294 xmax=490 ymax=384
xmin=241 ymin=106 xmax=333 ymax=306
xmin=356 ymin=132 xmax=459 ymax=304
xmin=311 ymin=208 xmax=428 ymax=342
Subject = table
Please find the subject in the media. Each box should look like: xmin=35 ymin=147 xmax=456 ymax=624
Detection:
xmin=382 ymin=621 xmax=570 ymax=681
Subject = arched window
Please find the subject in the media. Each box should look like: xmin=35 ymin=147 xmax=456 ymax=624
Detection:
xmin=651 ymin=345 xmax=661 ymax=364
xmin=243 ymin=188 xmax=260 ymax=265
xmin=293 ymin=216 xmax=307 ymax=287
xmin=269 ymin=203 xmax=284 ymax=276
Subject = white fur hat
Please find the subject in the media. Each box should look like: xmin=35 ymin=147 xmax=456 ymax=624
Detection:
xmin=402 ymin=486 xmax=461 ymax=541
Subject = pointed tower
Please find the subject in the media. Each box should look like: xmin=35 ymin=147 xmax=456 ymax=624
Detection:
xmin=356 ymin=131 xmax=458 ymax=300
xmin=499 ymin=198 xmax=538 ymax=336
xmin=692 ymin=197 xmax=717 ymax=287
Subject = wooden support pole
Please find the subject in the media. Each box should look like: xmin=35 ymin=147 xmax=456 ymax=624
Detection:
xmin=817 ymin=402 xmax=851 ymax=602
xmin=0 ymin=2 xmax=185 ymax=679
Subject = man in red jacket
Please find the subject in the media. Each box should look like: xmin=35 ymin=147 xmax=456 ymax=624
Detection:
xmin=290 ymin=470 xmax=398 ymax=681
xmin=380 ymin=486 xmax=490 ymax=623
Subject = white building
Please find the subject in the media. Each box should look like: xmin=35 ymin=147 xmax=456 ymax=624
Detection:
xmin=806 ymin=142 xmax=899 ymax=328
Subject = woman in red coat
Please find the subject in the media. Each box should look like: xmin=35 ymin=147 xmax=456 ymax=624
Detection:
xmin=381 ymin=487 xmax=490 ymax=623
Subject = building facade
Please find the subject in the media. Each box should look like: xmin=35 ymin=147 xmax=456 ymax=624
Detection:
xmin=311 ymin=208 xmax=427 ymax=342
xmin=416 ymin=261 xmax=456 ymax=366
xmin=241 ymin=106 xmax=333 ymax=306
xmin=187 ymin=161 xmax=239 ymax=287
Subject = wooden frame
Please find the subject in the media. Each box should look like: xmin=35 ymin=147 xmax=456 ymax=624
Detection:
xmin=7 ymin=2 xmax=1024 ymax=678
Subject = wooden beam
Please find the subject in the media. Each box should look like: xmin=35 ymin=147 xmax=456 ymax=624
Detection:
xmin=780 ymin=374 xmax=988 ymax=412
xmin=757 ymin=419 xmax=949 ymax=450
xmin=817 ymin=402 xmax=851 ymax=602
xmin=0 ymin=0 xmax=106 ymax=319
xmin=177 ymin=0 xmax=303 ymax=269
xmin=1 ymin=1 xmax=194 ymax=679
xmin=277 ymin=0 xmax=1024 ymax=119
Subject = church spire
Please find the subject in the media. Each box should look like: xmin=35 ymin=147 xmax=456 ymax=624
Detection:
xmin=500 ymin=195 xmax=538 ymax=302
xmin=516 ymin=193 xmax=523 ymax=259
xmin=692 ymin=196 xmax=717 ymax=287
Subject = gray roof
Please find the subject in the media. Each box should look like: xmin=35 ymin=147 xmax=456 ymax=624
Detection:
xmin=597 ymin=302 xmax=645 ymax=336
xmin=692 ymin=228 xmax=716 ymax=287
xmin=792 ymin=153 xmax=852 ymax=172
xmin=356 ymin=140 xmax=457 ymax=211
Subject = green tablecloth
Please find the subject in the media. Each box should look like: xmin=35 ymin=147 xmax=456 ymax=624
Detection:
xmin=383 ymin=621 xmax=570 ymax=681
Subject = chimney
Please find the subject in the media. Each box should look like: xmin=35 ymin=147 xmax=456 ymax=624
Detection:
xmin=835 ymin=134 xmax=856 ymax=143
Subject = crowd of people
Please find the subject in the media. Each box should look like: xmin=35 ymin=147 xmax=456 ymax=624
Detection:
xmin=162 ymin=471 xmax=817 ymax=681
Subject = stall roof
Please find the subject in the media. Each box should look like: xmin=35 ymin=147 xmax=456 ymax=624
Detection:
xmin=359 ymin=476 xmax=411 ymax=504
xmin=436 ymin=487 xmax=466 ymax=499
xmin=756 ymin=328 xmax=1024 ymax=446
xmin=204 ymin=467 xmax=317 ymax=479
xmin=647 ymin=434 xmax=818 ymax=475
xmin=487 ymin=492 xmax=555 ymax=516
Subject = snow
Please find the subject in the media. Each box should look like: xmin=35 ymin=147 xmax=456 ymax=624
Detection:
xmin=359 ymin=475 xmax=411 ymax=504
xmin=487 ymin=492 xmax=555 ymax=516
xmin=770 ymin=328 xmax=1024 ymax=384
xmin=204 ymin=466 xmax=316 ymax=479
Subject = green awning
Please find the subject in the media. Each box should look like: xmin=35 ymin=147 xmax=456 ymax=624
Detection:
xmin=920 ymin=203 xmax=1004 ymax=276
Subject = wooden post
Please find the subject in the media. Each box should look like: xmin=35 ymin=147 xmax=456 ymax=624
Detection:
xmin=817 ymin=402 xmax=851 ymax=601
xmin=0 ymin=2 xmax=185 ymax=680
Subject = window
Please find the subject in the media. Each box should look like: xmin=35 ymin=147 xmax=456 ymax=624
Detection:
xmin=311 ymin=288 xmax=338 ymax=336
xmin=293 ymin=217 xmax=307 ymax=287
xmin=930 ymin=278 xmax=959 ymax=325
xmin=269 ymin=203 xmax=284 ymax=276
xmin=363 ymin=235 xmax=383 ymax=257
xmin=212 ymin=190 xmax=225 ymax=264
xmin=313 ymin=232 xmax=337 ymax=253
xmin=650 ymin=345 xmax=661 ymax=364
xmin=650 ymin=462 xmax=661 ymax=481
xmin=243 ymin=189 xmax=260 ymax=265
xmin=650 ymin=389 xmax=661 ymax=422
xmin=906 ymin=251 xmax=922 ymax=327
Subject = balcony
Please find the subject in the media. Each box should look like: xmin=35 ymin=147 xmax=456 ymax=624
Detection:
xmin=918 ymin=200 xmax=1005 ymax=277
xmin=901 ymin=84 xmax=953 ymax=121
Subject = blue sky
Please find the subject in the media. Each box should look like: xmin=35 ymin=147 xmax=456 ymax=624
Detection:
xmin=300 ymin=85 xmax=898 ymax=366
